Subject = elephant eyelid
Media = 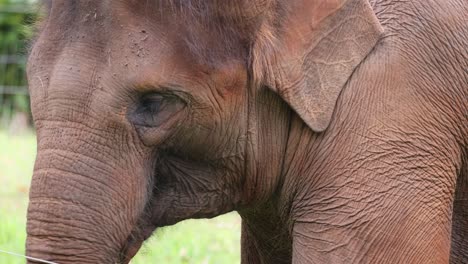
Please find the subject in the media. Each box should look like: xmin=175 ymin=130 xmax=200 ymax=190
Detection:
xmin=132 ymin=83 xmax=191 ymax=102
xmin=130 ymin=92 xmax=186 ymax=128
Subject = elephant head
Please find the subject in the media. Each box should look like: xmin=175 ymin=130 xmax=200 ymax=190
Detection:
xmin=26 ymin=0 xmax=382 ymax=263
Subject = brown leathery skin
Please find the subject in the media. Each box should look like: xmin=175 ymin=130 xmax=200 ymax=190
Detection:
xmin=25 ymin=0 xmax=467 ymax=263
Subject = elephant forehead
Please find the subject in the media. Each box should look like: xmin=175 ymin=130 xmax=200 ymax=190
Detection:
xmin=39 ymin=0 xmax=258 ymax=51
xmin=29 ymin=2 xmax=174 ymax=100
xmin=31 ymin=0 xmax=254 ymax=83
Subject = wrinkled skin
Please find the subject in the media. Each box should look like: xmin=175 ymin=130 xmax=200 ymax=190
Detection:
xmin=26 ymin=0 xmax=467 ymax=263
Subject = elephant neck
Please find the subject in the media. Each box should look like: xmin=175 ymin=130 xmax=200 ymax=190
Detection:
xmin=237 ymin=106 xmax=327 ymax=263
xmin=238 ymin=200 xmax=293 ymax=264
xmin=236 ymin=77 xmax=342 ymax=262
xmin=239 ymin=88 xmax=293 ymax=206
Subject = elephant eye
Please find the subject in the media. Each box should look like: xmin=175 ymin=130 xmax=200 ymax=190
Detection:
xmin=132 ymin=93 xmax=185 ymax=127
xmin=140 ymin=94 xmax=164 ymax=114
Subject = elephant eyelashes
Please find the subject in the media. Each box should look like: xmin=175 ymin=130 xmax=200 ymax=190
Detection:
xmin=131 ymin=93 xmax=186 ymax=127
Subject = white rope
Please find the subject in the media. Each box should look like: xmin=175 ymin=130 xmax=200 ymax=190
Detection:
xmin=0 ymin=249 xmax=58 ymax=264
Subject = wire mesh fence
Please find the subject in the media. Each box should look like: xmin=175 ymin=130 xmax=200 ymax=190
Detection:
xmin=0 ymin=1 xmax=37 ymax=129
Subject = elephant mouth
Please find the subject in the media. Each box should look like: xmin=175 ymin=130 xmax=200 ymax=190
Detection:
xmin=120 ymin=243 xmax=142 ymax=264
xmin=118 ymin=161 xmax=163 ymax=262
xmin=119 ymin=189 xmax=160 ymax=263
xmin=120 ymin=240 xmax=144 ymax=264
xmin=118 ymin=163 xmax=172 ymax=263
xmin=119 ymin=222 xmax=156 ymax=263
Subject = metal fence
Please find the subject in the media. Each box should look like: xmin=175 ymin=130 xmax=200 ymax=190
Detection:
xmin=0 ymin=3 xmax=36 ymax=128
xmin=0 ymin=54 xmax=28 ymax=94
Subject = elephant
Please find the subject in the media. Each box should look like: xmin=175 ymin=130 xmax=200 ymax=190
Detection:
xmin=25 ymin=0 xmax=467 ymax=263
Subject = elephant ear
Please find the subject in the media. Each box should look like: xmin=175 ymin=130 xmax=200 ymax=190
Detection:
xmin=259 ymin=0 xmax=383 ymax=132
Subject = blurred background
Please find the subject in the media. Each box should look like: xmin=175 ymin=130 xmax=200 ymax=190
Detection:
xmin=0 ymin=1 xmax=240 ymax=263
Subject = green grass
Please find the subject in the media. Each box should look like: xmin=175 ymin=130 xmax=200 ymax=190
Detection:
xmin=0 ymin=131 xmax=241 ymax=263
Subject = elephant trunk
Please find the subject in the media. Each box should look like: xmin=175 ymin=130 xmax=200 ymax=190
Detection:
xmin=25 ymin=123 xmax=151 ymax=263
